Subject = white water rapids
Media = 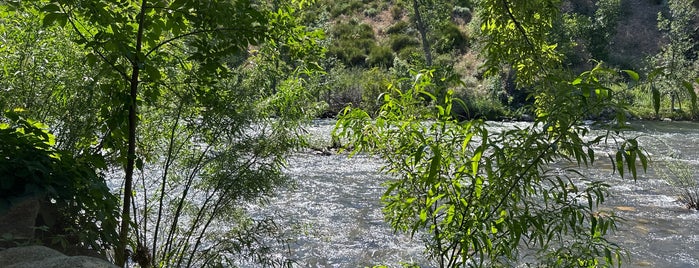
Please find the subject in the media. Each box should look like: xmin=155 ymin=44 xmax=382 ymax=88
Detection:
xmin=257 ymin=120 xmax=699 ymax=267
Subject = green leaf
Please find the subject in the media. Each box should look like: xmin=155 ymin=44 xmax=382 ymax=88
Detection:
xmin=626 ymin=149 xmax=637 ymax=179
xmin=427 ymin=145 xmax=441 ymax=183
xmin=40 ymin=4 xmax=61 ymax=12
xmin=474 ymin=176 xmax=483 ymax=198
xmin=638 ymin=149 xmax=648 ymax=173
xmin=135 ymin=158 xmax=144 ymax=171
xmin=472 ymin=149 xmax=483 ymax=177
xmin=652 ymin=86 xmax=661 ymax=116
xmin=683 ymin=80 xmax=698 ymax=113
xmin=615 ymin=151 xmax=624 ymax=178
xmin=621 ymin=70 xmax=639 ymax=81
xmin=42 ymin=13 xmax=68 ymax=27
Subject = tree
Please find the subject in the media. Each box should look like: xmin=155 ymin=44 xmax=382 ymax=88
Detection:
xmin=5 ymin=0 xmax=323 ymax=266
xmin=411 ymin=0 xmax=433 ymax=66
xmin=336 ymin=0 xmax=648 ymax=267
xmin=0 ymin=109 xmax=119 ymax=256
xmin=649 ymin=0 xmax=699 ymax=118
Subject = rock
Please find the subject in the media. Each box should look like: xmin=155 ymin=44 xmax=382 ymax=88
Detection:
xmin=615 ymin=206 xmax=636 ymax=211
xmin=0 ymin=197 xmax=40 ymax=242
xmin=520 ymin=114 xmax=534 ymax=122
xmin=0 ymin=246 xmax=119 ymax=268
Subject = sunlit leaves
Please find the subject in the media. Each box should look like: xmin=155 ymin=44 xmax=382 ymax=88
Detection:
xmin=478 ymin=0 xmax=563 ymax=85
xmin=336 ymin=66 xmax=642 ymax=267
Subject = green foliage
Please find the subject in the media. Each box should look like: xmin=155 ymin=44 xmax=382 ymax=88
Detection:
xmin=328 ymin=22 xmax=377 ymax=67
xmin=390 ymin=34 xmax=420 ymax=52
xmin=367 ymin=45 xmax=395 ymax=68
xmin=0 ymin=6 xmax=104 ymax=153
xmin=588 ymin=0 xmax=623 ymax=60
xmin=434 ymin=22 xmax=468 ymax=54
xmin=478 ymin=0 xmax=562 ymax=84
xmin=329 ymin=0 xmax=365 ymax=18
xmin=0 ymin=110 xmax=119 ymax=255
xmin=336 ymin=66 xmax=646 ymax=267
xmin=6 ymin=0 xmax=325 ymax=266
xmin=386 ymin=20 xmax=411 ymax=35
xmin=452 ymin=87 xmax=508 ymax=120
xmin=318 ymin=66 xmax=392 ymax=116
xmin=647 ymin=0 xmax=699 ymax=118
xmin=390 ymin=5 xmax=403 ymax=20
xmin=658 ymin=158 xmax=699 ymax=209
xmin=364 ymin=7 xmax=379 ymax=17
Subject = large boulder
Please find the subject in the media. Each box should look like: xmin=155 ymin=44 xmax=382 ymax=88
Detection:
xmin=0 ymin=246 xmax=119 ymax=268
xmin=0 ymin=197 xmax=40 ymax=243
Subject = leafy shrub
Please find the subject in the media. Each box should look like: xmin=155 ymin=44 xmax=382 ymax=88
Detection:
xmin=452 ymin=6 xmax=472 ymax=22
xmin=659 ymin=158 xmax=699 ymax=209
xmin=335 ymin=69 xmax=638 ymax=267
xmin=0 ymin=110 xmax=119 ymax=254
xmin=328 ymin=45 xmax=368 ymax=66
xmin=385 ymin=20 xmax=411 ymax=35
xmin=321 ymin=67 xmax=364 ymax=116
xmin=363 ymin=7 xmax=378 ymax=17
xmin=451 ymin=87 xmax=508 ymax=120
xmin=390 ymin=5 xmax=403 ymax=20
xmin=434 ymin=22 xmax=469 ymax=53
xmin=328 ymin=22 xmax=377 ymax=67
xmin=329 ymin=0 xmax=365 ymax=18
xmin=389 ymin=34 xmax=419 ymax=52
xmin=359 ymin=68 xmax=393 ymax=114
xmin=396 ymin=46 xmax=424 ymax=65
xmin=319 ymin=67 xmax=393 ymax=117
xmin=367 ymin=45 xmax=394 ymax=68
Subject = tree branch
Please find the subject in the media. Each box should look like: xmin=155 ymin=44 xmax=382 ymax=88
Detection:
xmin=145 ymin=27 xmax=262 ymax=58
xmin=60 ymin=4 xmax=130 ymax=81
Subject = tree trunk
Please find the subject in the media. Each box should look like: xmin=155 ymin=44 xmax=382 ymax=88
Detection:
xmin=115 ymin=0 xmax=147 ymax=266
xmin=412 ymin=0 xmax=432 ymax=66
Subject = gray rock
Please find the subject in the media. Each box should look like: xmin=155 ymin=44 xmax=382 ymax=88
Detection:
xmin=0 ymin=197 xmax=40 ymax=241
xmin=0 ymin=246 xmax=119 ymax=268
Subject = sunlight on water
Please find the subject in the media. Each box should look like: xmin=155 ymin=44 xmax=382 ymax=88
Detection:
xmin=259 ymin=120 xmax=699 ymax=267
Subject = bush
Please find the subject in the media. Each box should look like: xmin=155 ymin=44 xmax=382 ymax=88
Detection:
xmin=389 ymin=34 xmax=419 ymax=52
xmin=359 ymin=68 xmax=392 ymax=114
xmin=390 ymin=5 xmax=403 ymax=20
xmin=434 ymin=22 xmax=469 ymax=53
xmin=659 ymin=158 xmax=699 ymax=209
xmin=0 ymin=110 xmax=119 ymax=254
xmin=452 ymin=6 xmax=472 ymax=22
xmin=451 ymin=87 xmax=508 ymax=120
xmin=367 ymin=45 xmax=394 ymax=68
xmin=329 ymin=0 xmax=365 ymax=18
xmin=320 ymin=67 xmax=394 ymax=117
xmin=397 ymin=46 xmax=425 ymax=66
xmin=363 ymin=7 xmax=378 ymax=17
xmin=385 ymin=20 xmax=411 ymax=35
xmin=328 ymin=22 xmax=377 ymax=67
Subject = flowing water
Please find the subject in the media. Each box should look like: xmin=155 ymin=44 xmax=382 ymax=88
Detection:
xmin=260 ymin=120 xmax=699 ymax=267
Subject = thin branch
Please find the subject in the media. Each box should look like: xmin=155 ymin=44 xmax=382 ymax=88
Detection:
xmin=145 ymin=27 xmax=262 ymax=58
xmin=501 ymin=0 xmax=535 ymax=52
xmin=59 ymin=4 xmax=130 ymax=81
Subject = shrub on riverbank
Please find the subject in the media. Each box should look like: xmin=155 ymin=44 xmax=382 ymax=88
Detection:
xmin=659 ymin=158 xmax=699 ymax=209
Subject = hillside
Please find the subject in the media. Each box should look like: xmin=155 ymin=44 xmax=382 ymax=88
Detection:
xmin=302 ymin=0 xmax=699 ymax=119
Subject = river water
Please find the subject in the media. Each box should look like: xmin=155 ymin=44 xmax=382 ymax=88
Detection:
xmin=260 ymin=120 xmax=699 ymax=267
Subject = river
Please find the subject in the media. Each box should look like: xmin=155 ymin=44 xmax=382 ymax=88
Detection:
xmin=258 ymin=120 xmax=699 ymax=267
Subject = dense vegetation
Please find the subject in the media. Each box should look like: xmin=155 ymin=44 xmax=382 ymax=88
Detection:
xmin=312 ymin=0 xmax=699 ymax=120
xmin=0 ymin=0 xmax=697 ymax=267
